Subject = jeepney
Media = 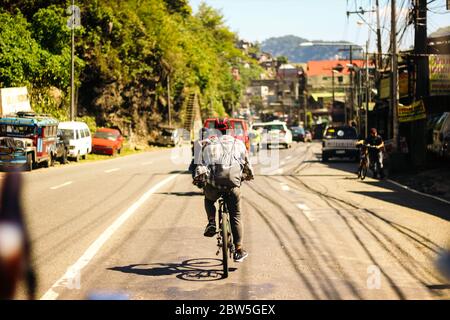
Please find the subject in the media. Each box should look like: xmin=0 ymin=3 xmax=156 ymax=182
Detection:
xmin=0 ymin=112 xmax=59 ymax=171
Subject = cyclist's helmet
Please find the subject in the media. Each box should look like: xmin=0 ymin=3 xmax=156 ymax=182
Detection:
xmin=214 ymin=118 xmax=230 ymax=135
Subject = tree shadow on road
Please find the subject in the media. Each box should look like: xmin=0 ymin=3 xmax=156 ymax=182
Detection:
xmin=108 ymin=258 xmax=236 ymax=282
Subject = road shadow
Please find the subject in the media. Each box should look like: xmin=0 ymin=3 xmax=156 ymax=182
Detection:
xmin=108 ymin=258 xmax=236 ymax=281
xmin=351 ymin=181 xmax=450 ymax=222
xmin=314 ymin=152 xmax=450 ymax=222
xmin=157 ymin=191 xmax=203 ymax=197
xmin=168 ymin=170 xmax=191 ymax=175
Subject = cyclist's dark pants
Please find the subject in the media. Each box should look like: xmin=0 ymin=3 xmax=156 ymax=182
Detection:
xmin=204 ymin=184 xmax=243 ymax=247
xmin=369 ymin=151 xmax=384 ymax=175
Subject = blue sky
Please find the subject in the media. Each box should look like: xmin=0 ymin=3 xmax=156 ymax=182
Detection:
xmin=188 ymin=0 xmax=450 ymax=51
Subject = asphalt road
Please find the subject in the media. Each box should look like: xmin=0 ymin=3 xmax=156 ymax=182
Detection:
xmin=9 ymin=141 xmax=450 ymax=299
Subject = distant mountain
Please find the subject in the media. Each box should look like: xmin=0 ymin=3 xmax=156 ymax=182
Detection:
xmin=430 ymin=26 xmax=450 ymax=38
xmin=261 ymin=35 xmax=362 ymax=63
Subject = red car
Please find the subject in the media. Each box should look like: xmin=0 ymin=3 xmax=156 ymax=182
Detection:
xmin=92 ymin=128 xmax=124 ymax=156
xmin=204 ymin=118 xmax=250 ymax=151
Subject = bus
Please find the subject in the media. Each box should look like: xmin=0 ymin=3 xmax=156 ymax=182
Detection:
xmin=0 ymin=112 xmax=59 ymax=171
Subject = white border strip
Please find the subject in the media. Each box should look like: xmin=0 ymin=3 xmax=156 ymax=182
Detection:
xmin=387 ymin=179 xmax=450 ymax=206
xmin=40 ymin=173 xmax=179 ymax=300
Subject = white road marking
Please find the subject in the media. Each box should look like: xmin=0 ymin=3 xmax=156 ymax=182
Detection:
xmin=104 ymin=168 xmax=120 ymax=173
xmin=141 ymin=161 xmax=153 ymax=165
xmin=271 ymin=168 xmax=284 ymax=175
xmin=40 ymin=173 xmax=180 ymax=300
xmin=297 ymin=203 xmax=315 ymax=221
xmin=50 ymin=181 xmax=73 ymax=190
xmin=280 ymin=183 xmax=290 ymax=191
xmin=286 ymin=156 xmax=292 ymax=160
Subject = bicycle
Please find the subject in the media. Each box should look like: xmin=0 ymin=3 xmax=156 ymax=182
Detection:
xmin=215 ymin=194 xmax=235 ymax=278
xmin=357 ymin=144 xmax=369 ymax=180
xmin=356 ymin=144 xmax=381 ymax=180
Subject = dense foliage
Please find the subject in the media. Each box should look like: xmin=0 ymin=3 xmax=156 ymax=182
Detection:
xmin=0 ymin=0 xmax=262 ymax=139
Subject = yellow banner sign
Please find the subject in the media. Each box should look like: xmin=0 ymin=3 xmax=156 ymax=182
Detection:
xmin=398 ymin=100 xmax=426 ymax=123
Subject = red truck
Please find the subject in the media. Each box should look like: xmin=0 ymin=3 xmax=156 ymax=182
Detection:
xmin=203 ymin=118 xmax=250 ymax=151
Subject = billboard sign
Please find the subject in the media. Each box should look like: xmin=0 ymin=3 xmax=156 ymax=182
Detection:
xmin=429 ymin=54 xmax=450 ymax=96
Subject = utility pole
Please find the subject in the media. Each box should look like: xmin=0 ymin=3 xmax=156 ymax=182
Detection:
xmin=67 ymin=1 xmax=80 ymax=121
xmin=391 ymin=0 xmax=399 ymax=150
xmin=70 ymin=0 xmax=75 ymax=121
xmin=412 ymin=0 xmax=428 ymax=166
xmin=365 ymin=40 xmax=370 ymax=138
xmin=375 ymin=0 xmax=383 ymax=68
xmin=167 ymin=74 xmax=172 ymax=127
xmin=349 ymin=45 xmax=354 ymax=125
xmin=332 ymin=69 xmax=335 ymax=108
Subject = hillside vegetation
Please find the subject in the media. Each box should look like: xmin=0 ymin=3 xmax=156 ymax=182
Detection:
xmin=261 ymin=35 xmax=361 ymax=63
xmin=0 ymin=0 xmax=262 ymax=140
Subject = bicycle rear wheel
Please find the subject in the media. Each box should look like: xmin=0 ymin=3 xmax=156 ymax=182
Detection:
xmin=221 ymin=212 xmax=230 ymax=278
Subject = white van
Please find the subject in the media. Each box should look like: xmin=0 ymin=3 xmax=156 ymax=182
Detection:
xmin=251 ymin=120 xmax=293 ymax=149
xmin=58 ymin=121 xmax=92 ymax=161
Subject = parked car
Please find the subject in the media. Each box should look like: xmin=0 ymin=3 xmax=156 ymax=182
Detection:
xmin=58 ymin=121 xmax=92 ymax=161
xmin=291 ymin=126 xmax=305 ymax=142
xmin=304 ymin=130 xmax=313 ymax=142
xmin=251 ymin=120 xmax=292 ymax=149
xmin=428 ymin=112 xmax=450 ymax=158
xmin=51 ymin=129 xmax=69 ymax=164
xmin=155 ymin=127 xmax=181 ymax=147
xmin=322 ymin=125 xmax=359 ymax=162
xmin=204 ymin=118 xmax=250 ymax=151
xmin=0 ymin=112 xmax=59 ymax=171
xmin=92 ymin=128 xmax=124 ymax=155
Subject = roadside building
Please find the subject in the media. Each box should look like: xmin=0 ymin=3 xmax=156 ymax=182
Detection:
xmin=306 ymin=59 xmax=365 ymax=125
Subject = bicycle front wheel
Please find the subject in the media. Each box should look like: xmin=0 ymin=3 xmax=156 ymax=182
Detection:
xmin=221 ymin=212 xmax=230 ymax=278
xmin=361 ymin=164 xmax=367 ymax=180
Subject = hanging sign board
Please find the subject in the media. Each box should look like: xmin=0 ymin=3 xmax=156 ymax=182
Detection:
xmin=398 ymin=100 xmax=426 ymax=123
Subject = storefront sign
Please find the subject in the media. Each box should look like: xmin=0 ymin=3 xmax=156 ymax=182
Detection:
xmin=429 ymin=54 xmax=450 ymax=96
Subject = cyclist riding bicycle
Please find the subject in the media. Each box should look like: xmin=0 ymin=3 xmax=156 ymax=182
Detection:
xmin=359 ymin=128 xmax=385 ymax=179
xmin=193 ymin=118 xmax=254 ymax=263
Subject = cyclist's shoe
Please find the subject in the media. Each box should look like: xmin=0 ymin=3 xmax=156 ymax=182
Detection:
xmin=233 ymin=249 xmax=249 ymax=262
xmin=203 ymin=222 xmax=217 ymax=237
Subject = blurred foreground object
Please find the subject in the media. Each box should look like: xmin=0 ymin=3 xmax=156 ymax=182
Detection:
xmin=0 ymin=172 xmax=36 ymax=300
xmin=437 ymin=250 xmax=450 ymax=280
